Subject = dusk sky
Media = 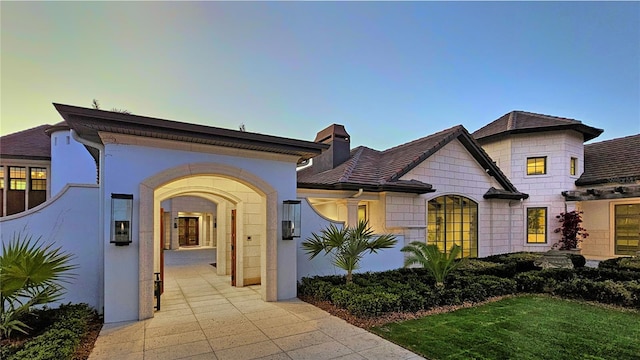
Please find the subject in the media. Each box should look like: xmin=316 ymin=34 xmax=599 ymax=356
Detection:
xmin=2 ymin=1 xmax=638 ymax=150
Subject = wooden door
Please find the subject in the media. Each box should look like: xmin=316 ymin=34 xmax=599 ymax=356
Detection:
xmin=178 ymin=217 xmax=199 ymax=246
xmin=231 ymin=209 xmax=237 ymax=286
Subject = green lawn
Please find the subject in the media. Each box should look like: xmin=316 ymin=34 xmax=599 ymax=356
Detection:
xmin=371 ymin=295 xmax=640 ymax=360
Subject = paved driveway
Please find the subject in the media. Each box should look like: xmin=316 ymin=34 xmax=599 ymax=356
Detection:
xmin=88 ymin=248 xmax=424 ymax=360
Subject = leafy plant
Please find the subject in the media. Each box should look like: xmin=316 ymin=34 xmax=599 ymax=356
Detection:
xmin=401 ymin=242 xmax=464 ymax=287
xmin=301 ymin=220 xmax=397 ymax=284
xmin=0 ymin=233 xmax=77 ymax=339
xmin=553 ymin=211 xmax=589 ymax=250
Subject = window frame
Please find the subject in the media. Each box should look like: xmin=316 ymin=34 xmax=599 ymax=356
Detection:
xmin=526 ymin=157 xmax=547 ymax=176
xmin=570 ymin=157 xmax=577 ymax=176
xmin=357 ymin=203 xmax=368 ymax=223
xmin=526 ymin=207 xmax=547 ymax=244
xmin=30 ymin=167 xmax=47 ymax=191
xmin=9 ymin=166 xmax=27 ymax=191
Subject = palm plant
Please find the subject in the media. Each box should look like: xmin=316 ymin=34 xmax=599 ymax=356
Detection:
xmin=301 ymin=220 xmax=397 ymax=284
xmin=0 ymin=233 xmax=77 ymax=339
xmin=401 ymin=242 xmax=463 ymax=287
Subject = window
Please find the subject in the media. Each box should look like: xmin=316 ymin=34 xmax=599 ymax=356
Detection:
xmin=358 ymin=204 xmax=368 ymax=223
xmin=9 ymin=167 xmax=26 ymax=190
xmin=570 ymin=157 xmax=577 ymax=176
xmin=527 ymin=207 xmax=547 ymax=243
xmin=428 ymin=195 xmax=478 ymax=258
xmin=615 ymin=204 xmax=640 ymax=255
xmin=0 ymin=166 xmax=4 ymax=189
xmin=30 ymin=168 xmax=47 ymax=191
xmin=527 ymin=157 xmax=546 ymax=175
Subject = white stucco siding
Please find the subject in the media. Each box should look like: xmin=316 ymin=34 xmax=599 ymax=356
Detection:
xmin=397 ymin=138 xmax=513 ymax=256
xmin=100 ymin=135 xmax=300 ymax=322
xmin=50 ymin=130 xmax=97 ymax=195
xmin=579 ymin=197 xmax=640 ymax=257
xmin=479 ymin=137 xmax=512 ymax=177
xmin=0 ymin=184 xmax=101 ymax=311
xmin=296 ymin=199 xmax=405 ymax=280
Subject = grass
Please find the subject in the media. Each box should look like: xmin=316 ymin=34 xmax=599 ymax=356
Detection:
xmin=371 ymin=295 xmax=640 ymax=360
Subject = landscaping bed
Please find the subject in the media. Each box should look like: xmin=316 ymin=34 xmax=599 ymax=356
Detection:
xmin=0 ymin=304 xmax=102 ymax=360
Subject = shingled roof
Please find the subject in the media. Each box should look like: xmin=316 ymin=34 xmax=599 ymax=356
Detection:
xmin=0 ymin=124 xmax=51 ymax=160
xmin=576 ymin=134 xmax=640 ymax=186
xmin=298 ymin=125 xmax=528 ymax=199
xmin=472 ymin=111 xmax=603 ymax=143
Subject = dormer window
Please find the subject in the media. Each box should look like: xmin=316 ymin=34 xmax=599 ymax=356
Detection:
xmin=527 ymin=157 xmax=547 ymax=175
xmin=570 ymin=157 xmax=577 ymax=176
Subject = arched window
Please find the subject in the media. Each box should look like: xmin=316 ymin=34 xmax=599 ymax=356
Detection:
xmin=427 ymin=195 xmax=478 ymax=258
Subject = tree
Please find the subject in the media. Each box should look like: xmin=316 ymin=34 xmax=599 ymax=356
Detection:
xmin=301 ymin=220 xmax=397 ymax=284
xmin=400 ymin=242 xmax=463 ymax=287
xmin=0 ymin=233 xmax=77 ymax=339
xmin=91 ymin=99 xmax=131 ymax=114
xmin=554 ymin=210 xmax=589 ymax=250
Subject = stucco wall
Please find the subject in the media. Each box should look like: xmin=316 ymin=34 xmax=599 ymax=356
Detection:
xmin=0 ymin=184 xmax=101 ymax=311
xmin=50 ymin=130 xmax=97 ymax=195
xmin=296 ymin=199 xmax=405 ymax=280
xmin=100 ymin=134 xmax=299 ymax=322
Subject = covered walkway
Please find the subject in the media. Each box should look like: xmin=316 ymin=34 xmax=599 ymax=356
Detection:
xmin=88 ymin=248 xmax=423 ymax=360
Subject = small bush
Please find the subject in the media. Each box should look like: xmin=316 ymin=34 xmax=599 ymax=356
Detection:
xmin=479 ymin=252 xmax=542 ymax=273
xmin=346 ymin=291 xmax=401 ymax=317
xmin=598 ymin=257 xmax=630 ymax=270
xmin=568 ymin=254 xmax=586 ymax=268
xmin=557 ymin=279 xmax=633 ymax=306
xmin=538 ymin=268 xmax=576 ymax=282
xmin=619 ymin=257 xmax=640 ymax=271
xmin=515 ymin=272 xmax=552 ymax=293
xmin=576 ymin=267 xmax=640 ymax=282
xmin=625 ymin=281 xmax=640 ymax=308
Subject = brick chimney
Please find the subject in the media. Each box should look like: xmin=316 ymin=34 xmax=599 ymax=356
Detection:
xmin=311 ymin=124 xmax=351 ymax=173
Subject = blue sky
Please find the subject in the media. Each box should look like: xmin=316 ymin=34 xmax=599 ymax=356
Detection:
xmin=2 ymin=1 xmax=638 ymax=149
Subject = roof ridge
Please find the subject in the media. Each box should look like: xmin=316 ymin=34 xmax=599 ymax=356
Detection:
xmin=382 ymin=125 xmax=464 ymax=154
xmin=515 ymin=110 xmax=583 ymax=124
xmin=1 ymin=124 xmax=51 ymax=139
xmin=585 ymin=133 xmax=640 ymax=147
xmin=338 ymin=147 xmax=365 ymax=182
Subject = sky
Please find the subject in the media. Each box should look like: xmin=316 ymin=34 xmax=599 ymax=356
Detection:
xmin=1 ymin=1 xmax=639 ymax=150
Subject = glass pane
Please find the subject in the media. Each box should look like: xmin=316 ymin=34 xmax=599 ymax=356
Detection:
xmin=615 ymin=204 xmax=640 ymax=255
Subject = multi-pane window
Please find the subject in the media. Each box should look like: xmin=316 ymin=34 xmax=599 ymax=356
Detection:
xmin=30 ymin=168 xmax=47 ymax=190
xmin=527 ymin=157 xmax=547 ymax=175
xmin=615 ymin=204 xmax=640 ymax=255
xmin=428 ymin=195 xmax=478 ymax=258
xmin=9 ymin=167 xmax=26 ymax=190
xmin=570 ymin=157 xmax=577 ymax=176
xmin=0 ymin=166 xmax=4 ymax=189
xmin=527 ymin=207 xmax=547 ymax=243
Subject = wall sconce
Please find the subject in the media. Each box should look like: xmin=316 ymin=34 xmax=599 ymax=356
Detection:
xmin=282 ymin=200 xmax=301 ymax=240
xmin=111 ymin=193 xmax=133 ymax=246
xmin=174 ymin=218 xmax=178 ymax=229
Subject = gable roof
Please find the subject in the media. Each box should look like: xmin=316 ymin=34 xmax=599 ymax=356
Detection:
xmin=53 ymin=103 xmax=328 ymax=164
xmin=576 ymin=134 xmax=640 ymax=186
xmin=472 ymin=111 xmax=603 ymax=143
xmin=0 ymin=125 xmax=52 ymax=161
xmin=298 ymin=125 xmax=528 ymax=199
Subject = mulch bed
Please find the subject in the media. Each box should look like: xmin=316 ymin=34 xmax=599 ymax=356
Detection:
xmin=299 ymin=295 xmax=513 ymax=329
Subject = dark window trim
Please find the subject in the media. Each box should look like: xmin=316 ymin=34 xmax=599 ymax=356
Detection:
xmin=526 ymin=207 xmax=547 ymax=244
xmin=526 ymin=156 xmax=547 ymax=175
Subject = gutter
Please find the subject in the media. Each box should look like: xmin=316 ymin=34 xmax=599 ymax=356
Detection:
xmin=71 ymin=130 xmax=105 ymax=315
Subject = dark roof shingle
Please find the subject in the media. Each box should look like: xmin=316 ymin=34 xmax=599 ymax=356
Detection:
xmin=0 ymin=125 xmax=51 ymax=160
xmin=298 ymin=125 xmax=527 ymax=198
xmin=576 ymin=134 xmax=640 ymax=186
xmin=472 ymin=111 xmax=603 ymax=142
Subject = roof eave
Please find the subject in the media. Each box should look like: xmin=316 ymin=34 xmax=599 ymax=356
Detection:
xmin=297 ymin=182 xmax=435 ymax=194
xmin=476 ymin=124 xmax=604 ymax=144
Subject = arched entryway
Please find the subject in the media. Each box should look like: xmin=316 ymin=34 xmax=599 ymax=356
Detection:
xmin=139 ymin=163 xmax=278 ymax=320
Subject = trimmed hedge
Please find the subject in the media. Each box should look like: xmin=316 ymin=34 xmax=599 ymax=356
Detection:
xmin=298 ymin=253 xmax=640 ymax=317
xmin=2 ymin=304 xmax=98 ymax=360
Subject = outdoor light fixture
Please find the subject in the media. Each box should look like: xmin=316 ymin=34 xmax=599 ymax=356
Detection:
xmin=282 ymin=200 xmax=301 ymax=240
xmin=174 ymin=218 xmax=178 ymax=229
xmin=111 ymin=193 xmax=133 ymax=246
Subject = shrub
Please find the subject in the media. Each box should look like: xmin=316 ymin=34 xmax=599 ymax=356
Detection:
xmin=401 ymin=242 xmax=464 ymax=287
xmin=557 ymin=279 xmax=632 ymax=306
xmin=538 ymin=268 xmax=576 ymax=282
xmin=298 ymin=278 xmax=338 ymax=301
xmin=598 ymin=257 xmax=630 ymax=270
xmin=479 ymin=252 xmax=542 ymax=273
xmin=553 ymin=211 xmax=589 ymax=250
xmin=458 ymin=260 xmax=517 ymax=278
xmin=625 ymin=281 xmax=640 ymax=308
xmin=576 ymin=267 xmax=640 ymax=282
xmin=346 ymin=291 xmax=401 ymax=317
xmin=619 ymin=257 xmax=640 ymax=272
xmin=514 ymin=272 xmax=553 ymax=293
xmin=568 ymin=254 xmax=586 ymax=268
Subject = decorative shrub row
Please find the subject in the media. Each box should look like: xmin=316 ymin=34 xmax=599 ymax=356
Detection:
xmin=300 ymin=273 xmax=516 ymax=317
xmin=599 ymin=257 xmax=640 ymax=272
xmin=2 ymin=304 xmax=98 ymax=360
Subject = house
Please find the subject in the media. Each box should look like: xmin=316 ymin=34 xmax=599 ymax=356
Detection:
xmin=1 ymin=104 xmax=638 ymax=324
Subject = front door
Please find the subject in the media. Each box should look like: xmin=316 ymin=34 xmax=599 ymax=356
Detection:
xmin=178 ymin=217 xmax=199 ymax=246
xmin=615 ymin=204 xmax=640 ymax=255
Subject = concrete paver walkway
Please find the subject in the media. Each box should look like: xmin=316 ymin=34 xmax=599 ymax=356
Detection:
xmin=89 ymin=248 xmax=424 ymax=360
